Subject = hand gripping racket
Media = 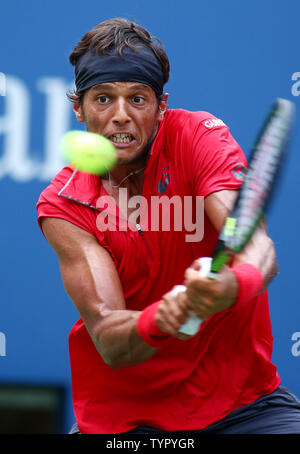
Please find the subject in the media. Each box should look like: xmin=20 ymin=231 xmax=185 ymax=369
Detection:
xmin=173 ymin=98 xmax=295 ymax=335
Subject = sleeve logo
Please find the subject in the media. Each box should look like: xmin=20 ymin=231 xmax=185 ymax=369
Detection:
xmin=202 ymin=118 xmax=226 ymax=129
xmin=232 ymin=161 xmax=247 ymax=180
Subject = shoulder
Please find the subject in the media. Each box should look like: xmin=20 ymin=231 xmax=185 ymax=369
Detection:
xmin=160 ymin=109 xmax=228 ymax=150
xmin=36 ymin=164 xmax=104 ymax=243
xmin=163 ymin=108 xmax=227 ymax=132
xmin=156 ymin=108 xmax=229 ymax=159
xmin=36 ymin=165 xmax=81 ymax=233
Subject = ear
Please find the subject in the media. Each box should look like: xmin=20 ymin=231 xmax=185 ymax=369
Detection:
xmin=73 ymin=101 xmax=85 ymax=123
xmin=158 ymin=93 xmax=169 ymax=122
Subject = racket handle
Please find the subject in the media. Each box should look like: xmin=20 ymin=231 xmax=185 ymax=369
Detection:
xmin=170 ymin=257 xmax=213 ymax=335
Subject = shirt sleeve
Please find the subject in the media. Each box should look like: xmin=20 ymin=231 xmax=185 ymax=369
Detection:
xmin=36 ymin=167 xmax=96 ymax=234
xmin=190 ymin=116 xmax=247 ymax=197
xmin=36 ymin=167 xmax=115 ymax=261
xmin=169 ymin=111 xmax=247 ymax=198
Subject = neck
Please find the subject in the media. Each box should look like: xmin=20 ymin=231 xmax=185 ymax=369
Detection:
xmin=109 ymin=159 xmax=146 ymax=181
xmin=105 ymin=162 xmax=146 ymax=197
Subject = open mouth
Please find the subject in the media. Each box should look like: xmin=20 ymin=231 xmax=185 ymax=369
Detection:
xmin=109 ymin=133 xmax=135 ymax=144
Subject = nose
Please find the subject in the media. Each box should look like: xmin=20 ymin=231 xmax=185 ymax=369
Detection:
xmin=112 ymin=98 xmax=131 ymax=125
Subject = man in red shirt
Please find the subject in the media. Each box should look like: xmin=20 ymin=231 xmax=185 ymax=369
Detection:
xmin=37 ymin=18 xmax=300 ymax=434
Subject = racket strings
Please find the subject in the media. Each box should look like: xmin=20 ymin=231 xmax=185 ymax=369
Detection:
xmin=220 ymin=100 xmax=294 ymax=251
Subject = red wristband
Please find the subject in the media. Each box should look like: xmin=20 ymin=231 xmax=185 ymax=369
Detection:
xmin=137 ymin=301 xmax=171 ymax=348
xmin=231 ymin=263 xmax=264 ymax=309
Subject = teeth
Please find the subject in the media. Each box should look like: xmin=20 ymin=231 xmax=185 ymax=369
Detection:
xmin=111 ymin=133 xmax=133 ymax=143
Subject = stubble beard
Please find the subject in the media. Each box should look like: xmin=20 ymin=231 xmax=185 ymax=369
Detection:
xmin=123 ymin=123 xmax=159 ymax=166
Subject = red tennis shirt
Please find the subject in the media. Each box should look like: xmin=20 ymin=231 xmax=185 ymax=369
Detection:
xmin=37 ymin=109 xmax=280 ymax=434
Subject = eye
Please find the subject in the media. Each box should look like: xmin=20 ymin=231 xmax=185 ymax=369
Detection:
xmin=97 ymin=95 xmax=110 ymax=104
xmin=132 ymin=96 xmax=145 ymax=104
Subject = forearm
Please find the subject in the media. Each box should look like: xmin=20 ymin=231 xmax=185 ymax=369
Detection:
xmin=89 ymin=297 xmax=190 ymax=368
xmin=60 ymin=249 xmax=158 ymax=369
xmin=42 ymin=218 xmax=169 ymax=369
xmin=232 ymin=229 xmax=278 ymax=292
xmin=183 ymin=221 xmax=278 ymax=320
xmin=89 ymin=309 xmax=157 ymax=369
xmin=204 ymin=192 xmax=278 ymax=293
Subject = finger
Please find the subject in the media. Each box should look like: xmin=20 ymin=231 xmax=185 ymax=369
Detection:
xmin=174 ymin=333 xmax=194 ymax=341
xmin=190 ymin=260 xmax=201 ymax=271
xmin=185 ymin=272 xmax=220 ymax=297
xmin=184 ymin=268 xmax=211 ymax=289
xmin=188 ymin=296 xmax=215 ymax=319
xmin=163 ymin=290 xmax=192 ymax=321
xmin=185 ymin=286 xmax=216 ymax=305
xmin=184 ymin=267 xmax=200 ymax=282
xmin=157 ymin=299 xmax=188 ymax=333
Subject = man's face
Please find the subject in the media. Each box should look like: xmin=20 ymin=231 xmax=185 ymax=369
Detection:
xmin=73 ymin=82 xmax=168 ymax=165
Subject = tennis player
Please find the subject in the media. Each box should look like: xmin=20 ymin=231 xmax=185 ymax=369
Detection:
xmin=36 ymin=18 xmax=300 ymax=434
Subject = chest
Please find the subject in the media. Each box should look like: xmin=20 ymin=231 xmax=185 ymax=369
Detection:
xmin=93 ymin=156 xmax=214 ymax=309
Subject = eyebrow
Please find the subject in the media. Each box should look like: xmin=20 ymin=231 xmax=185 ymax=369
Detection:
xmin=91 ymin=83 xmax=151 ymax=92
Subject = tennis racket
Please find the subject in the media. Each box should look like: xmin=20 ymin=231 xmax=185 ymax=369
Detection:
xmin=173 ymin=98 xmax=295 ymax=335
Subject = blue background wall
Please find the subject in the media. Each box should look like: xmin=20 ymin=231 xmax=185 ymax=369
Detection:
xmin=0 ymin=0 xmax=299 ymax=433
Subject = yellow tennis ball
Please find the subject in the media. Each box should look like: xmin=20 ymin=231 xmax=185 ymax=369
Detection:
xmin=60 ymin=130 xmax=117 ymax=175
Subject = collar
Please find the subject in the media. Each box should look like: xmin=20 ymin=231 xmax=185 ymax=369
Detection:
xmin=58 ymin=166 xmax=103 ymax=210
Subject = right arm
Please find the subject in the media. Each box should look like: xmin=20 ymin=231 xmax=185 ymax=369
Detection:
xmin=41 ymin=217 xmax=188 ymax=369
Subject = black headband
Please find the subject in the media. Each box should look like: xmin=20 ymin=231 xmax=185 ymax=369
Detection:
xmin=75 ymin=46 xmax=165 ymax=97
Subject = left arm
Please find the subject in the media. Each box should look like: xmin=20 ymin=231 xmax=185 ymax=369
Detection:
xmin=182 ymin=189 xmax=278 ymax=321
xmin=204 ymin=189 xmax=278 ymax=290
